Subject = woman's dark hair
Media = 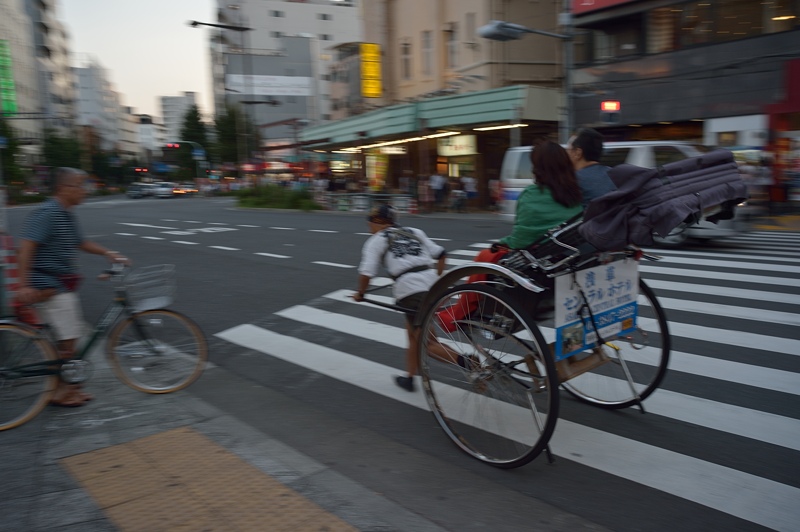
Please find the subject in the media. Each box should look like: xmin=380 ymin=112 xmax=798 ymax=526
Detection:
xmin=530 ymin=141 xmax=582 ymax=208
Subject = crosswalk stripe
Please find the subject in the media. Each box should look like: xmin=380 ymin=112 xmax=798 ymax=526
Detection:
xmin=656 ymin=296 xmax=799 ymax=325
xmin=639 ymin=264 xmax=800 ymax=287
xmin=273 ymin=305 xmax=797 ymax=449
xmin=215 ymin=324 xmax=799 ymax=532
xmin=643 ymin=279 xmax=800 ymax=305
xmin=651 ymin=248 xmax=800 ymax=264
xmin=323 ymin=288 xmax=800 ymax=396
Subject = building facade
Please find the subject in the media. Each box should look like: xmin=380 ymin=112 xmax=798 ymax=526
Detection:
xmin=23 ymin=0 xmax=76 ymax=136
xmin=213 ymin=0 xmax=364 ymax=124
xmin=160 ymin=91 xmax=197 ymax=144
xmin=302 ymin=0 xmax=567 ymax=198
xmin=1 ymin=0 xmax=43 ymax=151
xmin=74 ymin=60 xmax=121 ymax=152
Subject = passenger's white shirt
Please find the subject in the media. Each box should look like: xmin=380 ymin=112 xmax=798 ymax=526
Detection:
xmin=358 ymin=226 xmax=446 ymax=301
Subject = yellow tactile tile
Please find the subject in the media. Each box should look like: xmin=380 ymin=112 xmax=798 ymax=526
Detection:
xmin=61 ymin=427 xmax=358 ymax=532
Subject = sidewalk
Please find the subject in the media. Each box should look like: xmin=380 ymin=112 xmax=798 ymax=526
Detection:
xmin=1 ymin=344 xmax=604 ymax=532
xmin=0 ymin=348 xmax=450 ymax=531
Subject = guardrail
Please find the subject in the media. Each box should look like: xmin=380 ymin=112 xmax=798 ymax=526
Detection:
xmin=314 ymin=192 xmax=417 ymax=214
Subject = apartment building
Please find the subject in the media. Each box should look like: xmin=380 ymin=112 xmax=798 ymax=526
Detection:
xmin=23 ymin=0 xmax=76 ymax=136
xmin=1 ymin=0 xmax=43 ymax=151
xmin=160 ymin=91 xmax=198 ymax=144
xmin=74 ymin=60 xmax=121 ymax=152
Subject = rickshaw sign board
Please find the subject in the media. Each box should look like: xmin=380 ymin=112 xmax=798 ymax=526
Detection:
xmin=554 ymin=260 xmax=639 ymax=360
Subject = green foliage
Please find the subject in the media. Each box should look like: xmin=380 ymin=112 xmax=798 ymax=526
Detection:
xmin=0 ymin=116 xmax=24 ymax=184
xmin=41 ymin=128 xmax=82 ymax=169
xmin=213 ymin=103 xmax=241 ymax=168
xmin=235 ymin=184 xmax=322 ymax=211
xmin=177 ymin=105 xmax=209 ymax=179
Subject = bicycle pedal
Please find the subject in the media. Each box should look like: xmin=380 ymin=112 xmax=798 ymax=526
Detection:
xmin=60 ymin=360 xmax=92 ymax=384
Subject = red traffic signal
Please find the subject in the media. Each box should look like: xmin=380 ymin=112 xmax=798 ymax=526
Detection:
xmin=600 ymin=101 xmax=621 ymax=112
xmin=166 ymin=143 xmax=181 ymax=149
xmin=134 ymin=167 xmax=148 ymax=173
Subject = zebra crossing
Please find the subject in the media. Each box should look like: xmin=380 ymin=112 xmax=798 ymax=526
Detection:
xmin=216 ymin=231 xmax=800 ymax=531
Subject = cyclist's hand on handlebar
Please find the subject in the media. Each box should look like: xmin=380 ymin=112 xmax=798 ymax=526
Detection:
xmin=105 ymin=250 xmax=131 ymax=266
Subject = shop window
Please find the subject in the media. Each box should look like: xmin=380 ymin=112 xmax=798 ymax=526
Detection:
xmin=589 ymin=13 xmax=644 ymax=62
xmin=679 ymin=1 xmax=715 ymax=47
xmin=647 ymin=7 xmax=680 ymax=54
xmin=717 ymin=131 xmax=738 ymax=147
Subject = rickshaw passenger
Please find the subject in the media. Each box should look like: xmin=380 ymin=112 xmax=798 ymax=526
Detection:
xmin=438 ymin=140 xmax=582 ymax=330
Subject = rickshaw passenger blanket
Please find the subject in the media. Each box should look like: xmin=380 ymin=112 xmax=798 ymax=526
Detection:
xmin=579 ymin=149 xmax=748 ymax=250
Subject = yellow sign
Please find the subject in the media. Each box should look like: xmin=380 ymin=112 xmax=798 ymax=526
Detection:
xmin=360 ymin=43 xmax=382 ymax=98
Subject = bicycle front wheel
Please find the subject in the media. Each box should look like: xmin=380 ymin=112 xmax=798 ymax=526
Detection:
xmin=418 ymin=284 xmax=559 ymax=469
xmin=0 ymin=323 xmax=59 ymax=431
xmin=107 ymin=309 xmax=208 ymax=393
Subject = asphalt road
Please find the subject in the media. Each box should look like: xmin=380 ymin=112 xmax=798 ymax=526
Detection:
xmin=7 ymin=195 xmax=799 ymax=531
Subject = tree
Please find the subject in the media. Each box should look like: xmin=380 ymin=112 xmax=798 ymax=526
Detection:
xmin=213 ymin=103 xmax=261 ymax=178
xmin=0 ymin=116 xmax=24 ymax=186
xmin=177 ymin=105 xmax=209 ymax=180
xmin=41 ymin=128 xmax=82 ymax=170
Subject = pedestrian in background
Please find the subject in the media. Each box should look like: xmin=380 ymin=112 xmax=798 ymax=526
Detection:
xmin=417 ymin=175 xmax=433 ymax=213
xmin=17 ymin=167 xmax=130 ymax=408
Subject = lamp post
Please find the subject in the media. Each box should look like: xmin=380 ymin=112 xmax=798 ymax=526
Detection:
xmin=478 ymin=6 xmax=573 ymax=144
xmin=189 ymin=19 xmax=253 ymax=177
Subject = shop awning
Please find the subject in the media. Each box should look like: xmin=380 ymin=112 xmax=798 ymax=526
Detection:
xmin=299 ymin=85 xmax=560 ymax=151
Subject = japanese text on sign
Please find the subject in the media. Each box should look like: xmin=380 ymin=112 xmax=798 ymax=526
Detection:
xmin=553 ymin=260 xmax=639 ymax=360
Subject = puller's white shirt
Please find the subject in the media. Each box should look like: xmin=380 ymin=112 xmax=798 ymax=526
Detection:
xmin=358 ymin=226 xmax=446 ymax=301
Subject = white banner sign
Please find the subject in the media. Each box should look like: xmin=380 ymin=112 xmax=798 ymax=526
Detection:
xmin=226 ymin=75 xmax=312 ymax=96
xmin=554 ymin=260 xmax=639 ymax=360
xmin=437 ymin=134 xmax=477 ymax=156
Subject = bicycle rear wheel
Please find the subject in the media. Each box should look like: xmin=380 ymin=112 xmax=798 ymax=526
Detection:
xmin=418 ymin=284 xmax=559 ymax=469
xmin=558 ymin=279 xmax=671 ymax=409
xmin=107 ymin=309 xmax=208 ymax=393
xmin=0 ymin=323 xmax=59 ymax=431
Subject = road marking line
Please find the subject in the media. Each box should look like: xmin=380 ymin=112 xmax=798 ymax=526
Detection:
xmin=238 ymin=224 xmax=259 ymax=227
xmin=173 ymin=241 xmax=200 ymax=245
xmin=276 ymin=304 xmax=800 ymax=446
xmin=312 ymin=261 xmax=355 ymax=269
xmin=255 ymin=252 xmax=290 ymax=259
xmin=215 ymin=324 xmax=800 ymax=532
xmin=119 ymin=223 xmax=177 ymax=230
xmin=209 ymin=246 xmax=239 ymax=251
xmin=185 ymin=220 xmax=202 ymax=223
xmin=309 ymin=229 xmax=338 ymax=233
xmin=115 ymin=233 xmax=136 ymax=236
xmin=142 ymin=237 xmax=164 ymax=240
xmin=270 ymin=227 xmax=295 ymax=230
xmin=208 ymin=222 xmax=228 ymax=225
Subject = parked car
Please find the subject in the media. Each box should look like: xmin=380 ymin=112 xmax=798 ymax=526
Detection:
xmin=127 ymin=182 xmax=153 ymax=199
xmin=499 ymin=141 xmax=754 ymax=246
xmin=153 ymin=182 xmax=177 ymax=198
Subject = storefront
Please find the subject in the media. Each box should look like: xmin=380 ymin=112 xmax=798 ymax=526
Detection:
xmin=766 ymin=59 xmax=800 ymax=210
xmin=298 ymin=85 xmax=560 ymax=207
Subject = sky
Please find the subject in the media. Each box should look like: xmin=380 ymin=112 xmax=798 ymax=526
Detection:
xmin=60 ymin=0 xmax=218 ymax=119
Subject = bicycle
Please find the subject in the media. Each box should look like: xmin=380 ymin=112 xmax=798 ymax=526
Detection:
xmin=0 ymin=264 xmax=208 ymax=431
xmin=364 ymin=217 xmax=670 ymax=469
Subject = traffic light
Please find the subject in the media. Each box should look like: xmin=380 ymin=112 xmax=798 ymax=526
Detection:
xmin=165 ymin=143 xmax=181 ymax=149
xmin=600 ymin=101 xmax=621 ymax=124
xmin=134 ymin=167 xmax=148 ymax=175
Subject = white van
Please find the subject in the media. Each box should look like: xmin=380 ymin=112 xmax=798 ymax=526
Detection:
xmin=498 ymin=141 xmax=753 ymax=245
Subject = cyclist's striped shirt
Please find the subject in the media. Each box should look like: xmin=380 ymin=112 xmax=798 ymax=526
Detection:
xmin=19 ymin=198 xmax=84 ymax=291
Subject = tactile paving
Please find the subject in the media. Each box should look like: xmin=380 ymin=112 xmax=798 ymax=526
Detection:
xmin=61 ymin=427 xmax=358 ymax=531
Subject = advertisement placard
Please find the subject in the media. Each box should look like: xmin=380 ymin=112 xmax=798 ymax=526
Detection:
xmin=554 ymin=260 xmax=639 ymax=360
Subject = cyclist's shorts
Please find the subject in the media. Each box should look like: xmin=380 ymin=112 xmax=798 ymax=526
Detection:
xmin=37 ymin=292 xmax=86 ymax=341
xmin=397 ymin=292 xmax=425 ymax=325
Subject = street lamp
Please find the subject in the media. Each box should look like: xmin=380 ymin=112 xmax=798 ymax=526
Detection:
xmin=478 ymin=9 xmax=574 ymax=144
xmin=188 ymin=19 xmax=253 ymax=176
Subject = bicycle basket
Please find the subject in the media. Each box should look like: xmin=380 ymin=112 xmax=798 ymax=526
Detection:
xmin=125 ymin=264 xmax=176 ymax=311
